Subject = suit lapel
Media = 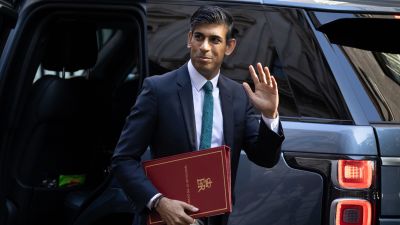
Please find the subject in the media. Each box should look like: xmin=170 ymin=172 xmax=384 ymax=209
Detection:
xmin=177 ymin=64 xmax=197 ymax=150
xmin=175 ymin=66 xmax=234 ymax=150
xmin=218 ymin=75 xmax=234 ymax=149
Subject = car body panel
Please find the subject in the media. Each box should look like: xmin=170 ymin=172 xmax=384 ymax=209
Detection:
xmin=230 ymin=154 xmax=323 ymax=225
xmin=374 ymin=125 xmax=400 ymax=157
xmin=374 ymin=125 xmax=400 ymax=218
xmin=380 ymin=166 xmax=400 ymax=217
xmin=380 ymin=218 xmax=400 ymax=225
xmin=282 ymin=121 xmax=377 ymax=155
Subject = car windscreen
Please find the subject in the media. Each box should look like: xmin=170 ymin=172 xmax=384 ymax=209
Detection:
xmin=318 ymin=15 xmax=400 ymax=122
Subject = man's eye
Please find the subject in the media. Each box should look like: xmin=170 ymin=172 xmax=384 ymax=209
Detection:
xmin=194 ymin=34 xmax=203 ymax=40
xmin=211 ymin=38 xmax=222 ymax=44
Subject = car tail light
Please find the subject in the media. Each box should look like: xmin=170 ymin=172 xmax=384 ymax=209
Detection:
xmin=338 ymin=160 xmax=372 ymax=189
xmin=395 ymin=15 xmax=400 ymax=19
xmin=334 ymin=199 xmax=371 ymax=225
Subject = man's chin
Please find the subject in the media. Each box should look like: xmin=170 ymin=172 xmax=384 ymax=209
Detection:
xmin=199 ymin=69 xmax=218 ymax=79
xmin=193 ymin=60 xmax=211 ymax=66
xmin=192 ymin=62 xmax=218 ymax=77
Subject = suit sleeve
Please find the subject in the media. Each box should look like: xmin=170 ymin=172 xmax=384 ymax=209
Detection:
xmin=242 ymin=93 xmax=285 ymax=168
xmin=111 ymin=78 xmax=159 ymax=213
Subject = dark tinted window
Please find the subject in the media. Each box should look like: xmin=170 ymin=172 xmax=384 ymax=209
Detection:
xmin=342 ymin=48 xmax=400 ymax=122
xmin=318 ymin=14 xmax=400 ymax=122
xmin=0 ymin=4 xmax=16 ymax=58
xmin=147 ymin=3 xmax=350 ymax=121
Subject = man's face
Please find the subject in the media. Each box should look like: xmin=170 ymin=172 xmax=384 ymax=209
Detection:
xmin=188 ymin=23 xmax=236 ymax=79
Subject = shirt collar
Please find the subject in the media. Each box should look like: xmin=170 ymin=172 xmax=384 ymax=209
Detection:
xmin=188 ymin=60 xmax=219 ymax=92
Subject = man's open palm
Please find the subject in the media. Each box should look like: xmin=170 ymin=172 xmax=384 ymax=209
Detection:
xmin=243 ymin=62 xmax=279 ymax=118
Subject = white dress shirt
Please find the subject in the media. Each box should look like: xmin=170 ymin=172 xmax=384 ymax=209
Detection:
xmin=188 ymin=60 xmax=224 ymax=149
xmin=147 ymin=60 xmax=280 ymax=208
xmin=187 ymin=60 xmax=279 ymax=149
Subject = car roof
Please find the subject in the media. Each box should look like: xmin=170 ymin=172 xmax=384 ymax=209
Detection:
xmin=17 ymin=0 xmax=400 ymax=14
xmin=261 ymin=0 xmax=400 ymax=13
xmin=172 ymin=0 xmax=400 ymax=13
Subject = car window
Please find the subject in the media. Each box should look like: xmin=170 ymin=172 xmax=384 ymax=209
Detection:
xmin=380 ymin=53 xmax=400 ymax=84
xmin=33 ymin=28 xmax=118 ymax=82
xmin=147 ymin=3 xmax=351 ymax=122
xmin=342 ymin=48 xmax=400 ymax=122
xmin=261 ymin=7 xmax=349 ymax=121
xmin=318 ymin=15 xmax=400 ymax=122
xmin=0 ymin=16 xmax=4 ymax=53
xmin=0 ymin=4 xmax=17 ymax=58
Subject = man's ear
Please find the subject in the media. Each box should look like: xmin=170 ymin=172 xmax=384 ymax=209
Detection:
xmin=225 ymin=38 xmax=236 ymax=56
xmin=187 ymin=31 xmax=193 ymax=48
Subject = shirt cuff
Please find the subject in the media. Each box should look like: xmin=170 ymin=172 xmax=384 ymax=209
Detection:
xmin=147 ymin=193 xmax=162 ymax=209
xmin=261 ymin=114 xmax=280 ymax=133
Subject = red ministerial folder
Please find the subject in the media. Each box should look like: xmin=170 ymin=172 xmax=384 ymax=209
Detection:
xmin=143 ymin=146 xmax=232 ymax=225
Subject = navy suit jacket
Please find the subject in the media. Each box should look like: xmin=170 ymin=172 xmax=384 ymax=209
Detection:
xmin=112 ymin=63 xmax=284 ymax=224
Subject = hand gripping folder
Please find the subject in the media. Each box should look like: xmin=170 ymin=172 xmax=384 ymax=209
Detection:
xmin=143 ymin=146 xmax=232 ymax=225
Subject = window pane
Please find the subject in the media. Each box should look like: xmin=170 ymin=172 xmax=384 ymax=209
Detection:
xmin=266 ymin=8 xmax=350 ymax=120
xmin=343 ymin=47 xmax=400 ymax=122
xmin=147 ymin=4 xmax=350 ymax=121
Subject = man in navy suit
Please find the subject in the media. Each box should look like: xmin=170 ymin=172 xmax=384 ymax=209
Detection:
xmin=112 ymin=5 xmax=284 ymax=225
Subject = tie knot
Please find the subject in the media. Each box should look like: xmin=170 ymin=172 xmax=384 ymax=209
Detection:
xmin=203 ymin=81 xmax=213 ymax=93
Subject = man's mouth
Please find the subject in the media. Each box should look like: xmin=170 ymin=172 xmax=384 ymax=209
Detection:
xmin=197 ymin=56 xmax=212 ymax=62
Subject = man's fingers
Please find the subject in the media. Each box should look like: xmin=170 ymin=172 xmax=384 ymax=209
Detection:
xmin=271 ymin=76 xmax=277 ymax=90
xmin=242 ymin=82 xmax=255 ymax=99
xmin=177 ymin=202 xmax=197 ymax=224
xmin=248 ymin=65 xmax=260 ymax=85
xmin=182 ymin=214 xmax=196 ymax=225
xmin=257 ymin=63 xmax=267 ymax=83
xmin=264 ymin=66 xmax=272 ymax=86
xmin=156 ymin=198 xmax=197 ymax=225
xmin=180 ymin=201 xmax=199 ymax=212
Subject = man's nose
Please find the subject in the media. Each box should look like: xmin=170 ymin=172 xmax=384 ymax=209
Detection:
xmin=200 ymin=39 xmax=210 ymax=52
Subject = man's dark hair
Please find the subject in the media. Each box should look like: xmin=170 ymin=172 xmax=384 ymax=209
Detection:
xmin=190 ymin=5 xmax=235 ymax=39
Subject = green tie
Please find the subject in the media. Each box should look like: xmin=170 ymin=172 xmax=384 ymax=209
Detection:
xmin=199 ymin=81 xmax=213 ymax=150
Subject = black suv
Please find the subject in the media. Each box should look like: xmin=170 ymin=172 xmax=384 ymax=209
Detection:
xmin=0 ymin=0 xmax=399 ymax=225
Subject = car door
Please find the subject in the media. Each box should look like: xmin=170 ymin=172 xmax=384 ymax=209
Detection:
xmin=0 ymin=0 xmax=16 ymax=55
xmin=0 ymin=1 xmax=17 ymax=224
xmin=0 ymin=0 xmax=147 ymax=224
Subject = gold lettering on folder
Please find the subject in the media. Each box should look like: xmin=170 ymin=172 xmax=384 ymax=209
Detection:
xmin=184 ymin=165 xmax=191 ymax=204
xmin=197 ymin=178 xmax=212 ymax=192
